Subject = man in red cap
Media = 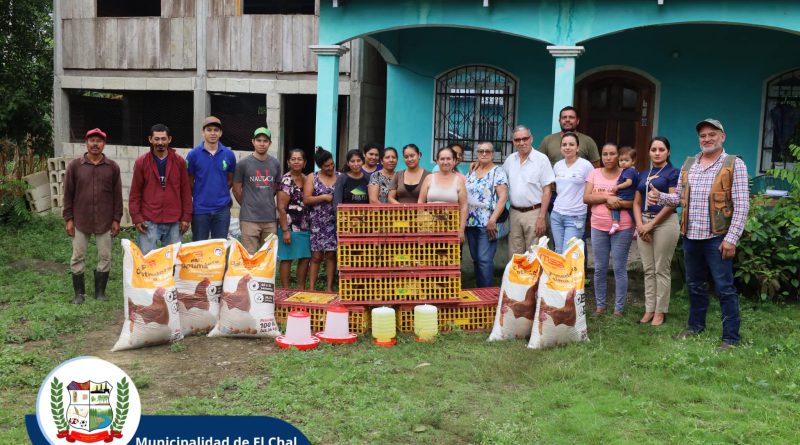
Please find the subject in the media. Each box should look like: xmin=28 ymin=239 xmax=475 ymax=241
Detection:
xmin=63 ymin=128 xmax=123 ymax=304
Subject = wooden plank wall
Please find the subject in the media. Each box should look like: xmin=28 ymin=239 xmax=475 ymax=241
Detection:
xmin=60 ymin=0 xmax=95 ymax=19
xmin=161 ymin=0 xmax=196 ymax=18
xmin=207 ymin=15 xmax=351 ymax=74
xmin=62 ymin=18 xmax=197 ymax=70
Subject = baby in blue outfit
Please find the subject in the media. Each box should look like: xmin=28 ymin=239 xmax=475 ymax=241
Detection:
xmin=610 ymin=146 xmax=638 ymax=235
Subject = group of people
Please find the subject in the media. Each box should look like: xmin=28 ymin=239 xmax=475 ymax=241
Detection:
xmin=63 ymin=108 xmax=749 ymax=351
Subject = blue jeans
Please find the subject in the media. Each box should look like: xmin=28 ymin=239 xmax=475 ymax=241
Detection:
xmin=683 ymin=236 xmax=741 ymax=344
xmin=137 ymin=221 xmax=181 ymax=254
xmin=591 ymin=227 xmax=634 ymax=312
xmin=550 ymin=211 xmax=586 ymax=254
xmin=610 ymin=208 xmax=634 ymax=223
xmin=192 ymin=207 xmax=231 ymax=242
xmin=466 ymin=226 xmax=498 ymax=288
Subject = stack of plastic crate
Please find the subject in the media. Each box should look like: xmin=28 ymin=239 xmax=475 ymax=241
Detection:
xmin=336 ymin=203 xmax=463 ymax=305
xmin=273 ymin=288 xmax=370 ymax=335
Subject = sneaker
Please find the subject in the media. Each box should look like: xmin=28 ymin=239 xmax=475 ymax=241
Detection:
xmin=609 ymin=223 xmax=620 ymax=235
xmin=716 ymin=342 xmax=735 ymax=353
xmin=673 ymin=329 xmax=701 ymax=340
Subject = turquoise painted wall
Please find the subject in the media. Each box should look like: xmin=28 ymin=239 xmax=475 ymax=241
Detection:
xmin=320 ymin=0 xmax=800 ymax=47
xmin=382 ymin=27 xmax=553 ymax=170
xmin=578 ymin=24 xmax=800 ymax=174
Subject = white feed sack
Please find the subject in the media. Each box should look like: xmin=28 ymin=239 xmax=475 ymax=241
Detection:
xmin=112 ymin=240 xmax=182 ymax=351
xmin=528 ymin=239 xmax=589 ymax=349
xmin=208 ymin=236 xmax=281 ymax=338
xmin=488 ymin=243 xmax=544 ymax=341
xmin=174 ymin=239 xmax=227 ymax=336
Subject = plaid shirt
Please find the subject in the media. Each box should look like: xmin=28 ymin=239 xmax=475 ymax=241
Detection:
xmin=659 ymin=151 xmax=749 ymax=245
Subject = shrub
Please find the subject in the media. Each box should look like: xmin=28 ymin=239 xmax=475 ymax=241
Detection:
xmin=735 ymin=192 xmax=800 ymax=302
xmin=0 ymin=178 xmax=31 ymax=226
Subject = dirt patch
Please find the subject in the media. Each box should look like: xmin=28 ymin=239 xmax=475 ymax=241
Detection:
xmin=9 ymin=259 xmax=67 ymax=274
xmin=61 ymin=315 xmax=280 ymax=411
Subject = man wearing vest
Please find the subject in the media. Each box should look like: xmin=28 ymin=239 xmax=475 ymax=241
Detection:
xmin=647 ymin=118 xmax=749 ymax=352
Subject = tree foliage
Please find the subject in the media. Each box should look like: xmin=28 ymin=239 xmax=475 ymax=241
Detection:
xmin=0 ymin=0 xmax=53 ymax=154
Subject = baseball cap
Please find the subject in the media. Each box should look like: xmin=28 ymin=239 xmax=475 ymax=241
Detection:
xmin=695 ymin=118 xmax=724 ymax=133
xmin=202 ymin=116 xmax=222 ymax=129
xmin=85 ymin=128 xmax=107 ymax=140
xmin=253 ymin=127 xmax=272 ymax=139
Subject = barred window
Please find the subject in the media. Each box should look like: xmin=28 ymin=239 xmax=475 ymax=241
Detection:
xmin=434 ymin=66 xmax=517 ymax=163
xmin=761 ymin=69 xmax=800 ymax=172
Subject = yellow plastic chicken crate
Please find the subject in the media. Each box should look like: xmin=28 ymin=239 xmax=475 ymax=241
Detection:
xmin=274 ymin=289 xmax=370 ymax=334
xmin=338 ymin=270 xmax=461 ymax=303
xmin=396 ymin=288 xmax=499 ymax=333
xmin=338 ymin=236 xmax=461 ymax=270
xmin=337 ymin=203 xmax=459 ymax=236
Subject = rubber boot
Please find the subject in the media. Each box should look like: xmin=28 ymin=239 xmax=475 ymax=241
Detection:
xmin=72 ymin=273 xmax=86 ymax=305
xmin=94 ymin=270 xmax=109 ymax=301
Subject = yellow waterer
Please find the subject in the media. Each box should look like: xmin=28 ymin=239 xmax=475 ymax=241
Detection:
xmin=371 ymin=306 xmax=396 ymax=347
xmin=414 ymin=304 xmax=438 ymax=342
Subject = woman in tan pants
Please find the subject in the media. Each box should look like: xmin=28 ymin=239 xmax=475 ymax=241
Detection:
xmin=633 ymin=137 xmax=681 ymax=326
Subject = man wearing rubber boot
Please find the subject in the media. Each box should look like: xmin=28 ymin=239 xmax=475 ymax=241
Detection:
xmin=63 ymin=128 xmax=123 ymax=303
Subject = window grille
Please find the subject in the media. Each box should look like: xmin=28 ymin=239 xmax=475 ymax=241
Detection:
xmin=760 ymin=69 xmax=800 ymax=172
xmin=434 ymin=66 xmax=517 ymax=163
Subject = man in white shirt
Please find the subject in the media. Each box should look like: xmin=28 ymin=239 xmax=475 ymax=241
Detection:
xmin=502 ymin=125 xmax=555 ymax=257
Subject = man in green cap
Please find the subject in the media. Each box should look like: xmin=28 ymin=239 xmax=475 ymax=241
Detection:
xmin=233 ymin=127 xmax=282 ymax=253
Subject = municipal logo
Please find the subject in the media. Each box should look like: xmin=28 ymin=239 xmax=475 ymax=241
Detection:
xmin=36 ymin=357 xmax=141 ymax=444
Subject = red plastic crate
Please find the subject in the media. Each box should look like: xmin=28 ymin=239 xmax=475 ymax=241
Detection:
xmin=338 ymin=270 xmax=462 ymax=304
xmin=337 ymin=203 xmax=459 ymax=236
xmin=274 ymin=288 xmax=370 ymax=334
xmin=396 ymin=287 xmax=499 ymax=333
xmin=338 ymin=236 xmax=461 ymax=271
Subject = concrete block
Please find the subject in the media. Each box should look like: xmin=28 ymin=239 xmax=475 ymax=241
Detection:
xmin=61 ymin=76 xmax=82 ymax=89
xmin=101 ymin=145 xmax=117 ymax=158
xmin=59 ymin=171 xmax=66 ymax=184
xmin=121 ymin=172 xmax=133 ymax=187
xmin=31 ymin=196 xmax=51 ymax=213
xmin=169 ymin=78 xmax=192 ymax=90
xmin=146 ymin=78 xmax=171 ymax=90
xmin=25 ymin=183 xmax=51 ymax=202
xmin=81 ymin=77 xmax=103 ymax=90
xmin=298 ymin=80 xmax=316 ymax=94
xmin=207 ymin=78 xmax=226 ymax=91
xmin=103 ymin=77 xmax=125 ymax=90
xmin=124 ymin=78 xmax=147 ymax=90
xmin=249 ymin=79 xmax=275 ymax=93
xmin=49 ymin=170 xmax=59 ymax=184
xmin=58 ymin=158 xmax=68 ymax=170
xmin=47 ymin=157 xmax=60 ymax=172
xmin=51 ymin=194 xmax=63 ymax=209
xmin=49 ymin=182 xmax=62 ymax=197
xmin=23 ymin=171 xmax=49 ymax=188
xmin=267 ymin=93 xmax=281 ymax=109
xmin=277 ymin=81 xmax=299 ymax=94
xmin=226 ymin=78 xmax=250 ymax=93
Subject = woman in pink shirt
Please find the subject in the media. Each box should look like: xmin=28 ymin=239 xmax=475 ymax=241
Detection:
xmin=584 ymin=142 xmax=635 ymax=316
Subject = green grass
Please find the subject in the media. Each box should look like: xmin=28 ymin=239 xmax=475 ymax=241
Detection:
xmin=1 ymin=215 xmax=799 ymax=444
